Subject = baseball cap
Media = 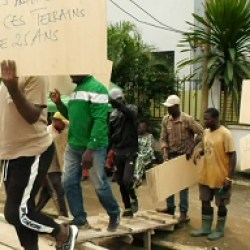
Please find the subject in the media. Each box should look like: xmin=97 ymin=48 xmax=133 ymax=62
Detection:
xmin=53 ymin=112 xmax=69 ymax=125
xmin=109 ymin=88 xmax=124 ymax=100
xmin=162 ymin=95 xmax=180 ymax=107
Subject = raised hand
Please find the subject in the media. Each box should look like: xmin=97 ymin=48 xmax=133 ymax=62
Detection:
xmin=50 ymin=89 xmax=61 ymax=105
xmin=1 ymin=60 xmax=18 ymax=92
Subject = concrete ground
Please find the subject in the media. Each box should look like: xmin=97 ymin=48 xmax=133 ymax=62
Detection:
xmin=0 ymin=177 xmax=250 ymax=250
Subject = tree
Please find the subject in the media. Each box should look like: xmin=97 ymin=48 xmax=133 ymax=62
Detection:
xmin=178 ymin=0 xmax=250 ymax=124
xmin=108 ymin=21 xmax=177 ymax=137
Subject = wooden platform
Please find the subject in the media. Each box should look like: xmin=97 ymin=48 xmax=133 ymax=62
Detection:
xmin=0 ymin=211 xmax=178 ymax=250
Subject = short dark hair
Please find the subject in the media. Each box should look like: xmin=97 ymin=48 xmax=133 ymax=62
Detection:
xmin=205 ymin=108 xmax=220 ymax=119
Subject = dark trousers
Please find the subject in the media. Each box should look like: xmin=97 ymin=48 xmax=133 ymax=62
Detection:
xmin=3 ymin=144 xmax=61 ymax=249
xmin=36 ymin=172 xmax=68 ymax=217
xmin=114 ymin=152 xmax=137 ymax=209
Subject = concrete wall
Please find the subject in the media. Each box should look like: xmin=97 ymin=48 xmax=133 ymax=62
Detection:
xmin=228 ymin=125 xmax=250 ymax=170
xmin=107 ymin=0 xmax=195 ymax=77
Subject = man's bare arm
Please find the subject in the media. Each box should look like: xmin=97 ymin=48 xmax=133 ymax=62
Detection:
xmin=228 ymin=152 xmax=237 ymax=179
xmin=8 ymin=87 xmax=44 ymax=124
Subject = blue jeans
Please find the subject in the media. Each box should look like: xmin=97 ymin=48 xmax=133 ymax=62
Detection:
xmin=166 ymin=188 xmax=189 ymax=213
xmin=62 ymin=145 xmax=120 ymax=223
xmin=166 ymin=153 xmax=189 ymax=213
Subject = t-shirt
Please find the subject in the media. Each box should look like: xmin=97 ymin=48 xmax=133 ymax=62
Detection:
xmin=0 ymin=76 xmax=52 ymax=160
xmin=199 ymin=126 xmax=235 ymax=188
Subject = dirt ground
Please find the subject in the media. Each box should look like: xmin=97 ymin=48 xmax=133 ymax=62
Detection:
xmin=0 ymin=176 xmax=250 ymax=250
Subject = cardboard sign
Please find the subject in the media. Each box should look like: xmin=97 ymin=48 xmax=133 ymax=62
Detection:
xmin=146 ymin=155 xmax=203 ymax=204
xmin=240 ymin=133 xmax=250 ymax=171
xmin=0 ymin=0 xmax=107 ymax=76
xmin=48 ymin=60 xmax=113 ymax=95
xmin=239 ymin=80 xmax=250 ymax=124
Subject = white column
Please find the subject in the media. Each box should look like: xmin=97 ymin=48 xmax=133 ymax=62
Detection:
xmin=208 ymin=79 xmax=221 ymax=110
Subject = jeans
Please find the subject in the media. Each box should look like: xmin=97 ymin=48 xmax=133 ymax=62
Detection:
xmin=63 ymin=145 xmax=120 ymax=223
xmin=166 ymin=153 xmax=189 ymax=214
xmin=166 ymin=188 xmax=189 ymax=213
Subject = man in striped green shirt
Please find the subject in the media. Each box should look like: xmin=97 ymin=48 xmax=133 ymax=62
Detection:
xmin=50 ymin=75 xmax=120 ymax=231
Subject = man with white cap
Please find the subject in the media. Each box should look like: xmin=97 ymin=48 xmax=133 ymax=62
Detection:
xmin=109 ymin=88 xmax=139 ymax=217
xmin=157 ymin=94 xmax=203 ymax=224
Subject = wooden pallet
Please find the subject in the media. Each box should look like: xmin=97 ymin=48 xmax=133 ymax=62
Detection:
xmin=0 ymin=211 xmax=178 ymax=250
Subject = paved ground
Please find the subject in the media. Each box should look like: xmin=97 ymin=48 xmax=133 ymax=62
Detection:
xmin=1 ymin=177 xmax=250 ymax=250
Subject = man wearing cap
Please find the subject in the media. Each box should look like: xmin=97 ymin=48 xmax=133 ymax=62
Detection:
xmin=109 ymin=89 xmax=139 ymax=217
xmin=50 ymin=75 xmax=120 ymax=231
xmin=36 ymin=112 xmax=69 ymax=218
xmin=157 ymin=94 xmax=203 ymax=223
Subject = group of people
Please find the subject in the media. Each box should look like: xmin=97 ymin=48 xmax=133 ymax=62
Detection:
xmin=0 ymin=60 xmax=236 ymax=250
xmin=157 ymin=94 xmax=236 ymax=241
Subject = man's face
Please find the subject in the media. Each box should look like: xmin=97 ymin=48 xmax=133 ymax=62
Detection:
xmin=53 ymin=119 xmax=66 ymax=132
xmin=70 ymin=75 xmax=85 ymax=85
xmin=116 ymin=97 xmax=124 ymax=103
xmin=167 ymin=105 xmax=179 ymax=116
xmin=138 ymin=123 xmax=147 ymax=135
xmin=204 ymin=113 xmax=216 ymax=128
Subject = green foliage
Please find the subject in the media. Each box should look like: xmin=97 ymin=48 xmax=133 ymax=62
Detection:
xmin=178 ymin=0 xmax=250 ymax=122
xmin=108 ymin=21 xmax=177 ymax=137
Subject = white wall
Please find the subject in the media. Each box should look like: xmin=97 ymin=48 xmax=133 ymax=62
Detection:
xmin=107 ymin=0 xmax=195 ymax=77
xmin=229 ymin=126 xmax=250 ymax=169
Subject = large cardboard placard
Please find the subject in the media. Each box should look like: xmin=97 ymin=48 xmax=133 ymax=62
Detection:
xmin=239 ymin=80 xmax=250 ymax=124
xmin=146 ymin=156 xmax=203 ymax=204
xmin=48 ymin=60 xmax=113 ymax=95
xmin=0 ymin=0 xmax=107 ymax=76
xmin=240 ymin=133 xmax=250 ymax=171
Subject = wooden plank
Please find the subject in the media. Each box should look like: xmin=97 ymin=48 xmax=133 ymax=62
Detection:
xmin=146 ymin=210 xmax=174 ymax=219
xmin=146 ymin=155 xmax=203 ymax=203
xmin=0 ymin=212 xmax=178 ymax=246
xmin=79 ymin=242 xmax=109 ymax=250
xmin=137 ymin=211 xmax=178 ymax=224
xmin=0 ymin=0 xmax=107 ymax=76
xmin=136 ymin=212 xmax=177 ymax=232
xmin=98 ymin=218 xmax=133 ymax=232
xmin=136 ymin=214 xmax=166 ymax=224
xmin=143 ymin=230 xmax=151 ymax=250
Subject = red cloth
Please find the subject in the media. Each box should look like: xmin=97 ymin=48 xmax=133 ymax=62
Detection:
xmin=83 ymin=169 xmax=89 ymax=177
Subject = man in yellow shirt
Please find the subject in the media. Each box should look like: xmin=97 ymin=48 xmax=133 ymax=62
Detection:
xmin=191 ymin=108 xmax=236 ymax=241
